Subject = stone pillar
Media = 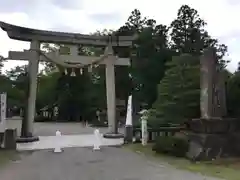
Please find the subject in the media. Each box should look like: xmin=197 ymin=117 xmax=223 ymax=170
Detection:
xmin=187 ymin=48 xmax=237 ymax=161
xmin=105 ymin=50 xmax=116 ymax=133
xmin=27 ymin=40 xmax=40 ymax=135
xmin=200 ymin=48 xmax=217 ymax=119
xmin=19 ymin=40 xmax=40 ymax=142
xmin=103 ymin=44 xmax=123 ymax=138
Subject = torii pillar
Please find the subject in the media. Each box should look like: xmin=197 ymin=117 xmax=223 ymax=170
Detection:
xmin=20 ymin=40 xmax=40 ymax=142
xmin=103 ymin=44 xmax=124 ymax=138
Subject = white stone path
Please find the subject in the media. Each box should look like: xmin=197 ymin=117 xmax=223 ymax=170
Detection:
xmin=17 ymin=134 xmax=124 ymax=151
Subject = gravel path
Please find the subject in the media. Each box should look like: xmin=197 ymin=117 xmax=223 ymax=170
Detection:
xmin=0 ymin=147 xmax=223 ymax=180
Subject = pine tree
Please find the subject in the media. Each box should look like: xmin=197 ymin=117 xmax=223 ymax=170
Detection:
xmin=153 ymin=54 xmax=200 ymax=124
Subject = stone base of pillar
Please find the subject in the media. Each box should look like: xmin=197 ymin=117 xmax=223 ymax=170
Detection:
xmin=187 ymin=132 xmax=240 ymax=161
xmin=124 ymin=125 xmax=133 ymax=143
xmin=187 ymin=118 xmax=238 ymax=133
xmin=103 ymin=132 xmax=124 ymax=139
xmin=16 ymin=136 xmax=39 ymax=143
xmin=186 ymin=118 xmax=240 ymax=161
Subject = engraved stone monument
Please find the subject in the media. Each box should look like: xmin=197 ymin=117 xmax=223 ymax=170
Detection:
xmin=187 ymin=48 xmax=240 ymax=160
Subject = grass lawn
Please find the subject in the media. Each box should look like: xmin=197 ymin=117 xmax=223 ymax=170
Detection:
xmin=125 ymin=144 xmax=240 ymax=180
xmin=0 ymin=150 xmax=20 ymax=167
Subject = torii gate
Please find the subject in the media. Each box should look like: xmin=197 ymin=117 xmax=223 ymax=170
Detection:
xmin=0 ymin=21 xmax=134 ymax=141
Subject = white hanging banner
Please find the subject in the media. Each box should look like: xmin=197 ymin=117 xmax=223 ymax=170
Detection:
xmin=0 ymin=93 xmax=7 ymax=132
xmin=125 ymin=95 xmax=132 ymax=126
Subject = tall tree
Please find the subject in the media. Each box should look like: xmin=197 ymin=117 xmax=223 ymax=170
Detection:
xmin=36 ymin=71 xmax=60 ymax=112
xmin=120 ymin=10 xmax=171 ymax=109
xmin=5 ymin=65 xmax=32 ymax=136
xmin=227 ymin=70 xmax=240 ymax=117
xmin=5 ymin=65 xmax=29 ymax=109
xmin=153 ymin=54 xmax=200 ymax=124
xmin=170 ymin=5 xmax=227 ymax=62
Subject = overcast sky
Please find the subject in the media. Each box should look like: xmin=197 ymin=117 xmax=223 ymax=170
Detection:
xmin=0 ymin=0 xmax=239 ymax=73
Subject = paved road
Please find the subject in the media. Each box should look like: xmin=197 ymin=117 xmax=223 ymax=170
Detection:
xmin=0 ymin=147 xmax=222 ymax=180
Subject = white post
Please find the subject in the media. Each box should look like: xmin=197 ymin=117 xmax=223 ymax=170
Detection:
xmin=124 ymin=95 xmax=133 ymax=142
xmin=105 ymin=45 xmax=117 ymax=133
xmin=126 ymin=95 xmax=132 ymax=126
xmin=27 ymin=40 xmax=40 ymax=136
xmin=141 ymin=114 xmax=148 ymax=146
xmin=0 ymin=93 xmax=7 ymax=133
xmin=93 ymin=129 xmax=101 ymax=150
xmin=54 ymin=130 xmax=62 ymax=153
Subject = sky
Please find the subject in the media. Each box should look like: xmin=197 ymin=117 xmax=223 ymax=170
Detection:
xmin=0 ymin=0 xmax=239 ymax=73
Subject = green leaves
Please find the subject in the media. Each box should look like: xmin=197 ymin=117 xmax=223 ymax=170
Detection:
xmin=0 ymin=66 xmax=28 ymax=109
xmin=153 ymin=54 xmax=200 ymax=124
xmin=226 ymin=71 xmax=240 ymax=117
xmin=170 ymin=5 xmax=227 ymax=62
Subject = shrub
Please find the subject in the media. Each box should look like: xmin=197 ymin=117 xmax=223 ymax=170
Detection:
xmin=152 ymin=136 xmax=174 ymax=153
xmin=171 ymin=137 xmax=189 ymax=157
xmin=152 ymin=136 xmax=189 ymax=157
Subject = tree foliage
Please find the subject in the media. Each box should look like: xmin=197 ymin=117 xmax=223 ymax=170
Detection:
xmin=227 ymin=71 xmax=240 ymax=117
xmin=153 ymin=54 xmax=200 ymax=124
xmin=169 ymin=5 xmax=227 ymax=60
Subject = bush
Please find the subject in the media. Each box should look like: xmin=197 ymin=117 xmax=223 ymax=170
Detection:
xmin=152 ymin=136 xmax=189 ymax=157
